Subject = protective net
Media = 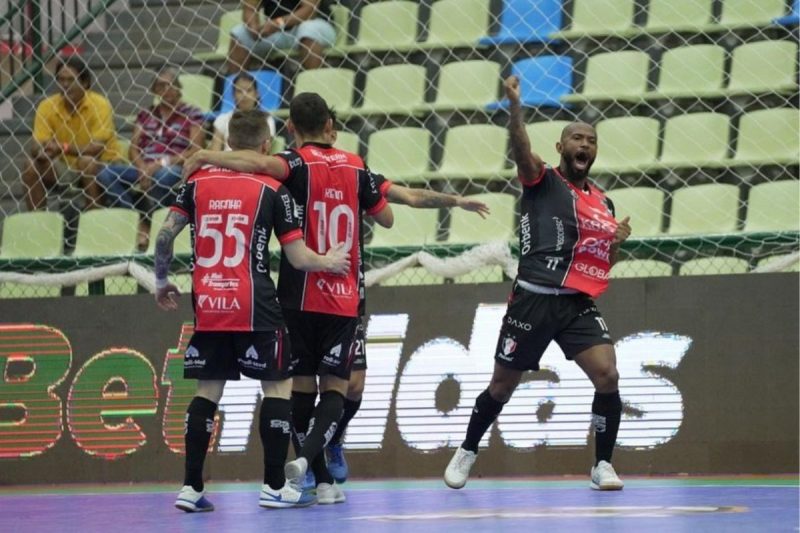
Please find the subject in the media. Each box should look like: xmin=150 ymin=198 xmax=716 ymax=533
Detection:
xmin=0 ymin=0 xmax=797 ymax=297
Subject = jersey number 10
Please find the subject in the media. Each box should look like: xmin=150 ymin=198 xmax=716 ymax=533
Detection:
xmin=312 ymin=201 xmax=354 ymax=254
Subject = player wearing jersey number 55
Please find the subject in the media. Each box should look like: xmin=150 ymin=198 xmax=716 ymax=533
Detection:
xmin=154 ymin=110 xmax=349 ymax=513
xmin=444 ymin=76 xmax=632 ymax=492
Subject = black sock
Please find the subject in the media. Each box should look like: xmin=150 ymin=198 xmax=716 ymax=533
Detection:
xmin=310 ymin=451 xmax=333 ymax=485
xmin=184 ymin=396 xmax=217 ymax=492
xmin=592 ymin=390 xmax=622 ymax=465
xmin=330 ymin=397 xmax=362 ymax=445
xmin=259 ymin=397 xmax=292 ymax=490
xmin=300 ymin=391 xmax=345 ymax=464
xmin=462 ymin=389 xmax=506 ymax=453
xmin=290 ymin=391 xmax=317 ymax=457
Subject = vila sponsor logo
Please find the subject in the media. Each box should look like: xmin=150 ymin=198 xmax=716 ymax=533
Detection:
xmin=316 ymin=278 xmax=354 ymax=297
xmin=197 ymin=294 xmax=241 ymax=311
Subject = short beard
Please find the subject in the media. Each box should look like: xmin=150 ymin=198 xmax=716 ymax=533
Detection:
xmin=561 ymin=154 xmax=591 ymax=182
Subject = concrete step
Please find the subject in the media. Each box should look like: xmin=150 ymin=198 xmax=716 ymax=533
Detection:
xmin=107 ymin=2 xmax=237 ymax=33
xmin=85 ymin=25 xmax=219 ymax=55
xmin=84 ymin=42 xmax=200 ymax=70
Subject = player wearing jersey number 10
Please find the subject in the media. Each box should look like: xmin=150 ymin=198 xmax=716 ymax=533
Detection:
xmin=443 ymin=76 xmax=632 ymax=492
xmin=154 ymin=109 xmax=349 ymax=513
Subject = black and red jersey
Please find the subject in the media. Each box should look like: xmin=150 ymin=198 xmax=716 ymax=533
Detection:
xmin=275 ymin=143 xmax=388 ymax=317
xmin=172 ymin=166 xmax=302 ymax=332
xmin=517 ymin=166 xmax=618 ymax=298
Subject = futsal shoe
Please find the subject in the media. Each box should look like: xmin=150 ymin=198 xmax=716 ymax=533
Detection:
xmin=316 ymin=482 xmax=346 ymax=504
xmin=284 ymin=457 xmax=309 ymax=485
xmin=444 ymin=446 xmax=477 ymax=489
xmin=301 ymin=471 xmax=316 ymax=492
xmin=259 ymin=482 xmax=317 ymax=508
xmin=175 ymin=485 xmax=214 ymax=513
xmin=590 ymin=460 xmax=624 ymax=490
xmin=326 ymin=443 xmax=349 ymax=483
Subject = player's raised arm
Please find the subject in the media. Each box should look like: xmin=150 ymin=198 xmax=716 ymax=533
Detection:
xmin=183 ymin=148 xmax=289 ymax=179
xmin=385 ymin=184 xmax=490 ymax=219
xmin=505 ymin=76 xmax=545 ymax=181
xmin=154 ymin=209 xmax=189 ymax=310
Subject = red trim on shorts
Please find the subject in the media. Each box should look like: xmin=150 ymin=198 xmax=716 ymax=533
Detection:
xmin=366 ymin=197 xmax=389 ymax=216
xmin=277 ymin=228 xmax=303 ymax=245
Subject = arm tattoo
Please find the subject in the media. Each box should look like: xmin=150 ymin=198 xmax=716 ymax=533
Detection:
xmin=154 ymin=211 xmax=189 ymax=282
xmin=414 ymin=189 xmax=457 ymax=209
xmin=508 ymin=100 xmax=538 ymax=178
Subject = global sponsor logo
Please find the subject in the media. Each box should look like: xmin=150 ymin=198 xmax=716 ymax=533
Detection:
xmin=201 ymin=272 xmax=240 ymax=291
xmin=197 ymin=294 xmax=241 ymax=311
xmin=574 ymin=262 xmax=609 ymax=280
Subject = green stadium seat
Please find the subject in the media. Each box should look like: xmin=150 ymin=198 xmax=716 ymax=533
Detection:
xmin=1 ymin=211 xmax=64 ymax=258
xmin=148 ymin=207 xmax=191 ymax=255
xmin=639 ymin=0 xmax=715 ymax=34
xmin=193 ymin=10 xmax=242 ymax=62
xmin=605 ymin=187 xmax=665 ymax=236
xmin=446 ymin=192 xmax=516 ymax=244
xmin=355 ymin=64 xmax=426 ymax=116
xmin=644 ymin=44 xmax=725 ymax=99
xmin=346 ymin=1 xmax=419 ymax=53
xmin=380 ymin=267 xmax=445 ymax=286
xmin=366 ymin=127 xmax=430 ymax=184
xmin=744 ymin=180 xmax=800 ymax=232
xmin=732 ymin=109 xmax=800 ymax=166
xmin=179 ymin=74 xmax=214 ymax=113
xmin=716 ymin=0 xmax=787 ymax=29
xmin=756 ymin=254 xmax=800 ymax=273
xmin=73 ymin=208 xmax=140 ymax=256
xmin=424 ymin=125 xmax=507 ymax=180
xmin=419 ymin=0 xmax=491 ymax=49
xmin=725 ymin=40 xmax=799 ymax=96
xmin=276 ymin=68 xmax=355 ymax=118
xmin=174 ymin=273 xmax=194 ymax=293
xmin=326 ymin=3 xmax=351 ymax=57
xmin=611 ymin=259 xmax=673 ymax=278
xmin=657 ymin=113 xmax=730 ymax=169
xmin=271 ymin=135 xmax=286 ymax=154
xmin=453 ymin=265 xmax=505 ymax=284
xmin=551 ymin=0 xmax=635 ymax=39
xmin=75 ymin=276 xmax=140 ymax=296
xmin=592 ymin=117 xmax=660 ymax=173
xmin=417 ymin=60 xmax=501 ymax=113
xmin=334 ymin=131 xmax=360 ymax=154
xmin=679 ymin=257 xmax=749 ymax=276
xmin=368 ymin=204 xmax=439 ymax=248
xmin=562 ymin=51 xmax=649 ymax=104
xmin=0 ymin=284 xmax=61 ymax=298
xmin=668 ymin=184 xmax=740 ymax=235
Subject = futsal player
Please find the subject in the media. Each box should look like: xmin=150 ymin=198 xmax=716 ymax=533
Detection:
xmin=444 ymin=76 xmax=632 ymax=491
xmin=154 ymin=109 xmax=350 ymax=512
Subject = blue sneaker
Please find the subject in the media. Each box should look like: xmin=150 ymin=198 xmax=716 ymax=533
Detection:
xmin=175 ymin=485 xmax=214 ymax=513
xmin=259 ymin=482 xmax=317 ymax=508
xmin=301 ymin=471 xmax=316 ymax=492
xmin=326 ymin=443 xmax=348 ymax=484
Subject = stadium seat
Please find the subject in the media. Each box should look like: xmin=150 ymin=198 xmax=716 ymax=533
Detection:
xmin=679 ymin=257 xmax=749 ymax=276
xmin=480 ymin=0 xmax=563 ymax=45
xmin=486 ymin=56 xmax=573 ymax=110
xmin=179 ymin=74 xmax=214 ymax=113
xmin=219 ymin=70 xmax=283 ymax=114
xmin=562 ymin=50 xmax=649 ymax=104
xmin=271 ymin=135 xmax=286 ymax=154
xmin=551 ymin=0 xmax=635 ymax=39
xmin=638 ymin=0 xmax=715 ymax=34
xmin=277 ymin=68 xmax=355 ymax=118
xmin=756 ymin=253 xmax=800 ymax=272
xmin=424 ymin=125 xmax=507 ymax=180
xmin=334 ymin=131 xmax=359 ymax=154
xmin=525 ymin=120 xmax=571 ymax=166
xmin=744 ymin=180 xmax=800 ymax=232
xmin=1 ymin=211 xmax=64 ymax=258
xmin=644 ymin=44 xmax=726 ymax=99
xmin=592 ymin=117 xmax=660 ymax=173
xmin=657 ymin=113 xmax=730 ymax=169
xmin=453 ymin=265 xmax=506 ymax=284
xmin=367 ymin=127 xmax=431 ymax=184
xmin=147 ymin=207 xmax=191 ymax=255
xmin=418 ymin=60 xmax=501 ymax=113
xmin=611 ymin=259 xmax=673 ymax=278
xmin=420 ymin=0 xmax=491 ymax=49
xmin=327 ymin=3 xmax=352 ymax=55
xmin=725 ymin=40 xmax=799 ymax=96
xmin=380 ymin=267 xmax=445 ymax=286
xmin=368 ymin=204 xmax=439 ymax=248
xmin=73 ymin=208 xmax=140 ymax=256
xmin=445 ymin=193 xmax=516 ymax=244
xmin=355 ymin=64 xmax=426 ymax=116
xmin=75 ymin=276 xmax=140 ymax=296
xmin=668 ymin=184 xmax=740 ymax=235
xmin=346 ymin=1 xmax=419 ymax=53
xmin=732 ymin=109 xmax=800 ymax=166
xmin=773 ymin=0 xmax=799 ymax=26
xmin=716 ymin=0 xmax=788 ymax=29
xmin=193 ymin=10 xmax=242 ymax=62
xmin=605 ymin=187 xmax=665 ymax=237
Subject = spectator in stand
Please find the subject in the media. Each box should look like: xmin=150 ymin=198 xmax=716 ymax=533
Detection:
xmin=97 ymin=66 xmax=205 ymax=249
xmin=210 ymin=72 xmax=277 ymax=151
xmin=226 ymin=0 xmax=335 ymax=73
xmin=22 ymin=56 xmax=122 ymax=211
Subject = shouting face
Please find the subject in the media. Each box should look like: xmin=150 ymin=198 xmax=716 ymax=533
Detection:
xmin=557 ymin=122 xmax=597 ymax=182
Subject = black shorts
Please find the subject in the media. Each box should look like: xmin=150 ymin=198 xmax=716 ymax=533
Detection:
xmin=351 ymin=318 xmax=367 ymax=372
xmin=494 ymin=282 xmax=613 ymax=371
xmin=283 ymin=309 xmax=359 ymax=380
xmin=184 ymin=329 xmax=292 ymax=381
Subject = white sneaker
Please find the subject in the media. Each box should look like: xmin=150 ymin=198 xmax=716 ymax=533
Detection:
xmin=316 ymin=482 xmax=346 ymax=504
xmin=590 ymin=460 xmax=624 ymax=490
xmin=259 ymin=482 xmax=317 ymax=508
xmin=444 ymin=447 xmax=477 ymax=489
xmin=284 ymin=457 xmax=309 ymax=485
xmin=175 ymin=485 xmax=214 ymax=512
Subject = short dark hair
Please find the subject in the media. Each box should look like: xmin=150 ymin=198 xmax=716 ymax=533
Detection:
xmin=228 ymin=109 xmax=271 ymax=150
xmin=55 ymin=56 xmax=91 ymax=88
xmin=289 ymin=92 xmax=331 ymax=136
xmin=233 ymin=71 xmax=258 ymax=91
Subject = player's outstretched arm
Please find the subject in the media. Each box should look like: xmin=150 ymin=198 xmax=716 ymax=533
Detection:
xmin=282 ymin=240 xmax=350 ymax=275
xmin=386 ymin=185 xmax=490 ymax=219
xmin=505 ymin=76 xmax=544 ymax=181
xmin=154 ymin=210 xmax=189 ymax=310
xmin=370 ymin=203 xmax=394 ymax=229
xmin=182 ymin=149 xmax=288 ymax=179
xmin=609 ymin=216 xmax=632 ymax=267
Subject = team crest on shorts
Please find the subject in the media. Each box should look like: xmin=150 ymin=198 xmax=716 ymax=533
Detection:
xmin=497 ymin=335 xmax=518 ymax=361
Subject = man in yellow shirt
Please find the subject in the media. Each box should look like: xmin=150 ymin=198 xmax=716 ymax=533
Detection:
xmin=22 ymin=56 xmax=122 ymax=210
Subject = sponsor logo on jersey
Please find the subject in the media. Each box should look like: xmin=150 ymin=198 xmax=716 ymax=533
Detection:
xmin=316 ymin=278 xmax=355 ymax=298
xmin=201 ymin=272 xmax=240 ymax=291
xmin=281 ymin=194 xmax=294 ymax=223
xmin=197 ymin=294 xmax=241 ymax=311
xmin=576 ymin=237 xmax=611 ymax=262
xmin=552 ymin=216 xmax=565 ymax=252
xmin=574 ymin=262 xmax=610 ymax=280
xmin=255 ymin=225 xmax=269 ymax=274
xmin=520 ymin=213 xmax=532 ymax=255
